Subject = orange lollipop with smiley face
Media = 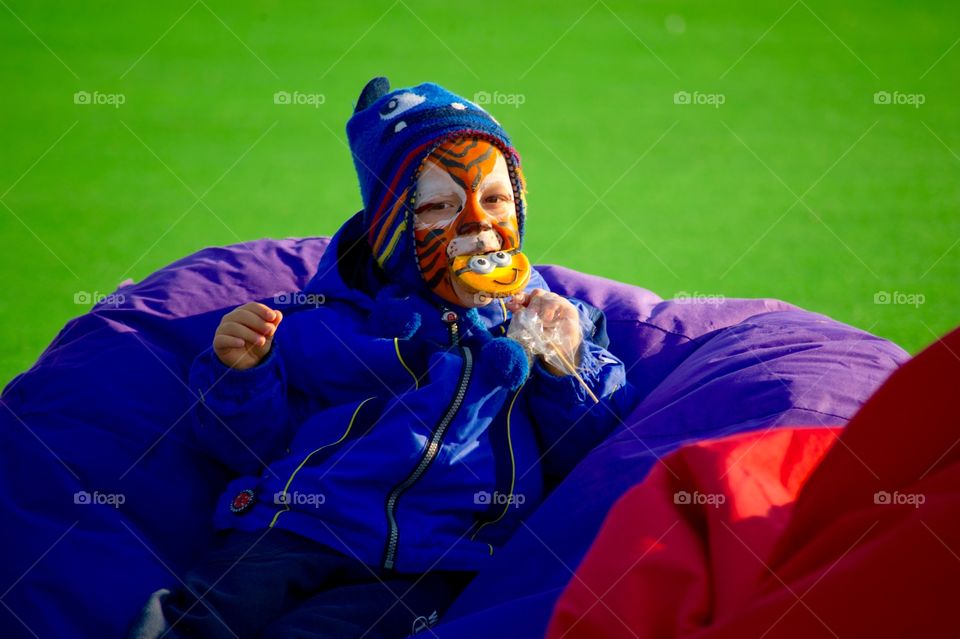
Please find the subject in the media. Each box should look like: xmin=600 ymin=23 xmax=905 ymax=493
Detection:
xmin=450 ymin=248 xmax=531 ymax=301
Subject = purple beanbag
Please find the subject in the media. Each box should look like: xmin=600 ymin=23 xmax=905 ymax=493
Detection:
xmin=0 ymin=238 xmax=908 ymax=638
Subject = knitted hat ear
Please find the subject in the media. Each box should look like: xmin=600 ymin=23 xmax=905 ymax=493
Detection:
xmin=355 ymin=76 xmax=390 ymax=113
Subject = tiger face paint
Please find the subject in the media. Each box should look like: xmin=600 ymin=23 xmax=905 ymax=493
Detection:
xmin=412 ymin=137 xmax=530 ymax=307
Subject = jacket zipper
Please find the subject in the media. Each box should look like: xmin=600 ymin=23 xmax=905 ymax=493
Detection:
xmin=382 ymin=315 xmax=471 ymax=570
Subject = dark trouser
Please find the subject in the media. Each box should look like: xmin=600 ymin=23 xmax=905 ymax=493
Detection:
xmin=160 ymin=527 xmax=474 ymax=639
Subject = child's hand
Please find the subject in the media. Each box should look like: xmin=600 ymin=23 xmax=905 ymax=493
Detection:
xmin=213 ymin=302 xmax=283 ymax=370
xmin=506 ymin=289 xmax=582 ymax=376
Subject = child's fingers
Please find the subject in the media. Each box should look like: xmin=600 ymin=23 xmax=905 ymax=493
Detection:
xmin=534 ymin=293 xmax=573 ymax=322
xmin=527 ymin=294 xmax=551 ymax=319
xmin=242 ymin=302 xmax=277 ymax=322
xmin=231 ymin=309 xmax=275 ymax=336
xmin=525 ymin=289 xmax=547 ymax=303
xmin=219 ymin=321 xmax=267 ymax=347
xmin=506 ymin=292 xmax=527 ymax=311
xmin=214 ymin=333 xmax=246 ymax=350
xmin=507 ymin=288 xmax=549 ymax=312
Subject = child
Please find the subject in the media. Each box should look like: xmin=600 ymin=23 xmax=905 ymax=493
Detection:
xmin=130 ymin=77 xmax=637 ymax=639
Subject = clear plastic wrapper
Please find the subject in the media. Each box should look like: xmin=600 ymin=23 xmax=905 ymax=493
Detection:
xmin=507 ymin=301 xmax=601 ymax=403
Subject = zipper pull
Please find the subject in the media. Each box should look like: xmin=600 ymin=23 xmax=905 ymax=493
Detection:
xmin=441 ymin=309 xmax=459 ymax=346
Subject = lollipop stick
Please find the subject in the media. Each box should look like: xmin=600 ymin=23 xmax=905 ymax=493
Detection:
xmin=549 ymin=342 xmax=600 ymax=404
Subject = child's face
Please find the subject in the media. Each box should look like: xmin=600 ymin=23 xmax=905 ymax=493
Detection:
xmin=413 ymin=138 xmax=519 ymax=307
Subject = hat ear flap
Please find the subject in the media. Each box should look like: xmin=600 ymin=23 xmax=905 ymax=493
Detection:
xmin=355 ymin=76 xmax=390 ymax=113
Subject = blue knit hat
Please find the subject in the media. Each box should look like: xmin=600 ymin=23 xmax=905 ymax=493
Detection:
xmin=346 ymin=77 xmax=527 ymax=291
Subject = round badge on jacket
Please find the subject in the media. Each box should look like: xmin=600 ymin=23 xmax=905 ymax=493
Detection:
xmin=230 ymin=489 xmax=256 ymax=514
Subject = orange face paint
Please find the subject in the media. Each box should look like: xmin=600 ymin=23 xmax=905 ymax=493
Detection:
xmin=413 ymin=137 xmax=529 ymax=306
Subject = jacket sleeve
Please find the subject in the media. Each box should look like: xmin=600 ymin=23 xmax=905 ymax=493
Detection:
xmin=525 ymin=297 xmax=640 ymax=483
xmin=188 ymin=344 xmax=294 ymax=476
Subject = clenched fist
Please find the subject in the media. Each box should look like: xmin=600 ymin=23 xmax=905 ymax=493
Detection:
xmin=213 ymin=302 xmax=283 ymax=370
xmin=506 ymin=288 xmax=582 ymax=376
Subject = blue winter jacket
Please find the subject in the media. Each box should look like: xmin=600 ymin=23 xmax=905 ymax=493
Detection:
xmin=188 ymin=212 xmax=638 ymax=573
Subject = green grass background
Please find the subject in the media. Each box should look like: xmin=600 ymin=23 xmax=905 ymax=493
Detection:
xmin=1 ymin=0 xmax=958 ymax=387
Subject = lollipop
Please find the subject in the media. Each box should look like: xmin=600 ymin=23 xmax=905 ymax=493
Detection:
xmin=450 ymin=248 xmax=531 ymax=301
